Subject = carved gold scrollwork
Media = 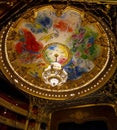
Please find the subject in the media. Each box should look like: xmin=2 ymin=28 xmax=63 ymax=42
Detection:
xmin=70 ymin=111 xmax=90 ymax=120
xmin=52 ymin=4 xmax=67 ymax=17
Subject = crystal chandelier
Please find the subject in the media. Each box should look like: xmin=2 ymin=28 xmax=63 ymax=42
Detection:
xmin=42 ymin=54 xmax=68 ymax=87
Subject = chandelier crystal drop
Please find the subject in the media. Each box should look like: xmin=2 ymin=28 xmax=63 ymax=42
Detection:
xmin=42 ymin=62 xmax=68 ymax=87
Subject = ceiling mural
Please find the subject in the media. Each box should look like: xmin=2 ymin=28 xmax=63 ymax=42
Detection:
xmin=0 ymin=5 xmax=116 ymax=100
xmin=11 ymin=6 xmax=101 ymax=81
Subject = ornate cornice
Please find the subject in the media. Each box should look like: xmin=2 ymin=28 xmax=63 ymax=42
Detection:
xmin=49 ymin=0 xmax=117 ymax=5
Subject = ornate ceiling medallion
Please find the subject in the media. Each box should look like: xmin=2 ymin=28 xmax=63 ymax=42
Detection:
xmin=0 ymin=5 xmax=116 ymax=100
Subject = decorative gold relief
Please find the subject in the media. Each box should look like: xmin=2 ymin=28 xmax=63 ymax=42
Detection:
xmin=52 ymin=4 xmax=67 ymax=17
xmin=70 ymin=111 xmax=90 ymax=120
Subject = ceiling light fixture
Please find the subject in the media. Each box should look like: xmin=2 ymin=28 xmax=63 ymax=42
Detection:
xmin=42 ymin=54 xmax=68 ymax=87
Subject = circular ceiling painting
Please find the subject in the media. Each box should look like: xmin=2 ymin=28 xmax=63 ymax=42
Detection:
xmin=0 ymin=5 xmax=116 ymax=100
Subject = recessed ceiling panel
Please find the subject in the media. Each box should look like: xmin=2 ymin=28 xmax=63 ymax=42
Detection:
xmin=0 ymin=5 xmax=116 ymax=100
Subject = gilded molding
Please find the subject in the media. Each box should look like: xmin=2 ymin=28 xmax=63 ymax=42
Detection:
xmin=0 ymin=115 xmax=25 ymax=129
xmin=49 ymin=0 xmax=117 ymax=5
xmin=0 ymin=97 xmax=28 ymax=116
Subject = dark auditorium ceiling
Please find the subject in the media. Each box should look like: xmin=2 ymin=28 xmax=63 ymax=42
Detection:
xmin=0 ymin=0 xmax=117 ymax=110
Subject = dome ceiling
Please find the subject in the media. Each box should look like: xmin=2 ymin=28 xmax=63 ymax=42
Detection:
xmin=0 ymin=4 xmax=116 ymax=100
